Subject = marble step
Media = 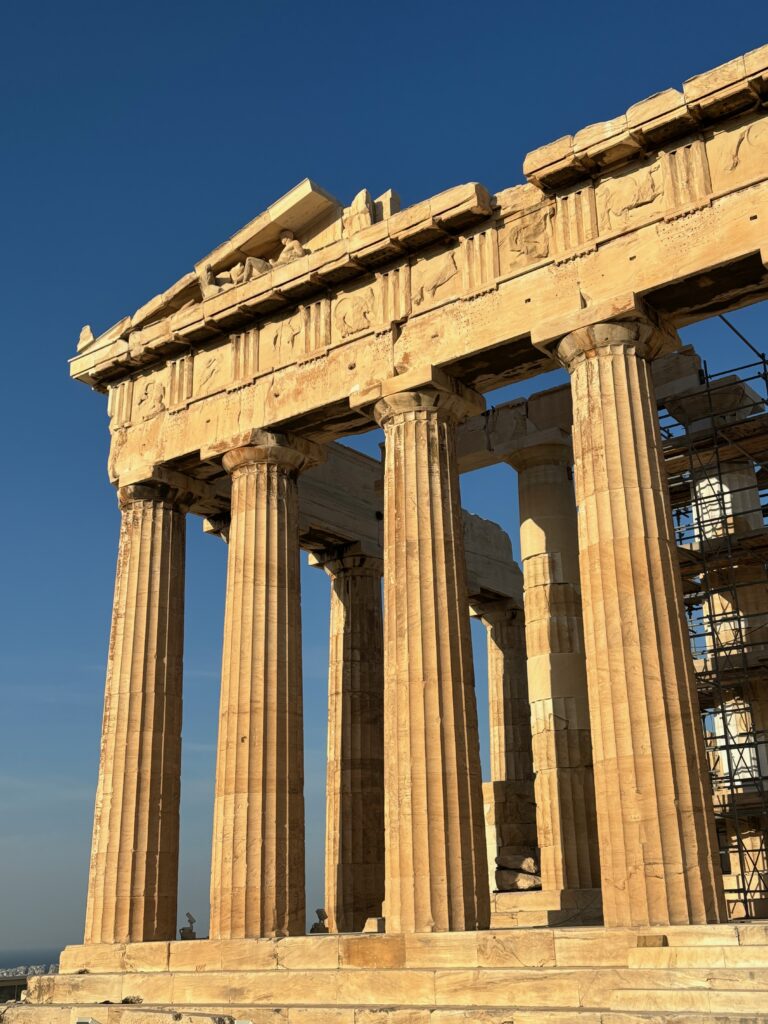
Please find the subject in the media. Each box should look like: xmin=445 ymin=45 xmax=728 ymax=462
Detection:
xmin=611 ymin=987 xmax=768 ymax=1014
xmin=24 ymin=965 xmax=768 ymax=1013
xmin=56 ymin=925 xmax=768 ymax=978
xmin=629 ymin=943 xmax=768 ymax=968
xmin=5 ymin=1002 xmax=768 ymax=1024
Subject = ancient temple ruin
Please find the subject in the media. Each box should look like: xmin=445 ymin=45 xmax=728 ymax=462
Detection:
xmin=10 ymin=44 xmax=768 ymax=1023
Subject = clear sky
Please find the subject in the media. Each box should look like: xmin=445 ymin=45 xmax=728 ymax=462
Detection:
xmin=1 ymin=1 xmax=767 ymax=962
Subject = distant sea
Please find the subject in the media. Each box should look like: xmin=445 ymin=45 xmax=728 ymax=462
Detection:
xmin=0 ymin=950 xmax=63 ymax=970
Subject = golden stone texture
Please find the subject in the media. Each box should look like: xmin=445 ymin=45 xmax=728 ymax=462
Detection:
xmin=16 ymin=43 xmax=768 ymax=1024
xmin=209 ymin=435 xmax=317 ymax=938
xmin=557 ymin=319 xmax=726 ymax=928
xmin=507 ymin=440 xmax=600 ymax=897
xmin=321 ymin=550 xmax=385 ymax=933
xmin=374 ymin=386 xmax=490 ymax=932
xmin=85 ymin=483 xmax=186 ymax=945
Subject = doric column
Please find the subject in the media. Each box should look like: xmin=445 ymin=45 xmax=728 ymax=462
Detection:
xmin=556 ymin=318 xmax=725 ymax=927
xmin=473 ymin=599 xmax=537 ymax=892
xmin=374 ymin=383 xmax=489 ymax=932
xmin=484 ymin=600 xmax=532 ymax=786
xmin=85 ymin=482 xmax=186 ymax=945
xmin=314 ymin=548 xmax=385 ymax=933
xmin=506 ymin=439 xmax=600 ymax=896
xmin=209 ymin=432 xmax=320 ymax=939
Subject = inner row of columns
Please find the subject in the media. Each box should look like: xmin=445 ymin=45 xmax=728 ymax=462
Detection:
xmin=84 ymin=316 xmax=727 ymax=945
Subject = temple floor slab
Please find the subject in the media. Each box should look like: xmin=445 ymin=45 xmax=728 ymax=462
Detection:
xmin=6 ymin=925 xmax=768 ymax=1024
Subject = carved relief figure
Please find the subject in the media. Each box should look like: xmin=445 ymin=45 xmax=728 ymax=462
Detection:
xmin=200 ymin=234 xmax=305 ymax=298
xmin=271 ymin=230 xmax=307 ymax=266
xmin=197 ymin=354 xmax=219 ymax=390
xmin=263 ymin=313 xmax=302 ymax=362
xmin=335 ymin=289 xmax=374 ymax=337
xmin=507 ymin=213 xmax=551 ymax=267
xmin=725 ymin=121 xmax=768 ymax=175
xmin=412 ymin=251 xmax=458 ymax=306
xmin=598 ymin=164 xmax=661 ymax=231
xmin=241 ymin=255 xmax=272 ymax=282
xmin=342 ymin=189 xmax=374 ymax=237
xmin=136 ymin=378 xmax=165 ymax=418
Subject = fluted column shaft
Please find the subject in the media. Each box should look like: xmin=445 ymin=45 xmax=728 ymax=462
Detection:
xmin=508 ymin=442 xmax=600 ymax=894
xmin=484 ymin=602 xmax=532 ymax=786
xmin=209 ymin=434 xmax=315 ymax=938
xmin=478 ymin=600 xmax=537 ymax=893
xmin=321 ymin=551 xmax=385 ymax=933
xmin=557 ymin=319 xmax=725 ymax=927
xmin=483 ymin=601 xmax=537 ymax=847
xmin=85 ymin=483 xmax=185 ymax=945
xmin=375 ymin=386 xmax=489 ymax=933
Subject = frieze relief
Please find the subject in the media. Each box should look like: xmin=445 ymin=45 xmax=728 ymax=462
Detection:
xmin=660 ymin=137 xmax=712 ymax=213
xmin=168 ymin=353 xmax=194 ymax=409
xmin=595 ymin=161 xmax=663 ymax=234
xmin=135 ymin=375 xmax=166 ymax=421
xmin=554 ymin=185 xmax=597 ymax=256
xmin=411 ymin=248 xmax=460 ymax=310
xmin=707 ymin=115 xmax=768 ymax=193
xmin=107 ymin=380 xmax=134 ymax=429
xmin=333 ymin=284 xmax=377 ymax=342
xmin=231 ymin=329 xmax=258 ymax=385
xmin=301 ymin=297 xmax=332 ymax=356
xmin=500 ymin=209 xmax=553 ymax=275
xmin=378 ymin=264 xmax=411 ymax=326
xmin=462 ymin=226 xmax=500 ymax=293
xmin=260 ymin=312 xmax=303 ymax=372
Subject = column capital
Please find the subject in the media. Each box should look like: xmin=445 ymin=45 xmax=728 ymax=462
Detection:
xmin=504 ymin=430 xmax=573 ymax=472
xmin=310 ymin=545 xmax=383 ymax=579
xmin=470 ymin=596 xmax=520 ymax=630
xmin=350 ymin=364 xmax=484 ymax=427
xmin=221 ymin=431 xmax=324 ymax=477
xmin=373 ymin=386 xmax=480 ymax=428
xmin=117 ymin=481 xmax=191 ymax=511
xmin=556 ymin=315 xmax=679 ymax=373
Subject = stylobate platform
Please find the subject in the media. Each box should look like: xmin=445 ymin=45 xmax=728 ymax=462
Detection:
xmin=5 ymin=924 xmax=768 ymax=1023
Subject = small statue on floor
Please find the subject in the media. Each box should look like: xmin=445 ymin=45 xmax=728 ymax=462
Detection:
xmin=309 ymin=908 xmax=329 ymax=933
xmin=179 ymin=911 xmax=197 ymax=940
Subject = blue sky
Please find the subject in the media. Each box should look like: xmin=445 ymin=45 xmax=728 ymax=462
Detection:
xmin=1 ymin=1 xmax=767 ymax=960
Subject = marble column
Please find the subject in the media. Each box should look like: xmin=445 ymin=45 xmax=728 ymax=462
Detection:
xmin=209 ymin=433 xmax=318 ymax=939
xmin=557 ymin=318 xmax=725 ymax=928
xmin=474 ymin=599 xmax=537 ymax=891
xmin=692 ymin=459 xmax=768 ymax=916
xmin=85 ymin=483 xmax=186 ymax=945
xmin=374 ymin=384 xmax=489 ymax=933
xmin=506 ymin=440 xmax=601 ymax=896
xmin=318 ymin=549 xmax=385 ymax=933
xmin=693 ymin=460 xmax=768 ymax=671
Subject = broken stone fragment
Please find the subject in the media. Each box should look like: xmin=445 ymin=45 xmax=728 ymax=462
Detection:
xmin=496 ymin=868 xmax=542 ymax=891
xmin=496 ymin=852 xmax=539 ymax=874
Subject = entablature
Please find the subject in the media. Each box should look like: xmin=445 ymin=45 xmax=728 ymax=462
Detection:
xmin=73 ymin=46 xmax=768 ymax=487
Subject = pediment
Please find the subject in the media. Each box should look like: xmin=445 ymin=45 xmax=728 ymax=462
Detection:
xmin=195 ymin=178 xmax=342 ymax=277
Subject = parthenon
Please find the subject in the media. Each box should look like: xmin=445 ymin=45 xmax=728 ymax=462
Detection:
xmin=10 ymin=43 xmax=768 ymax=1023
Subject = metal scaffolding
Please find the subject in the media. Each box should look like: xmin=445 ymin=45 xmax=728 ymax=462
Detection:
xmin=660 ymin=325 xmax=768 ymax=919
